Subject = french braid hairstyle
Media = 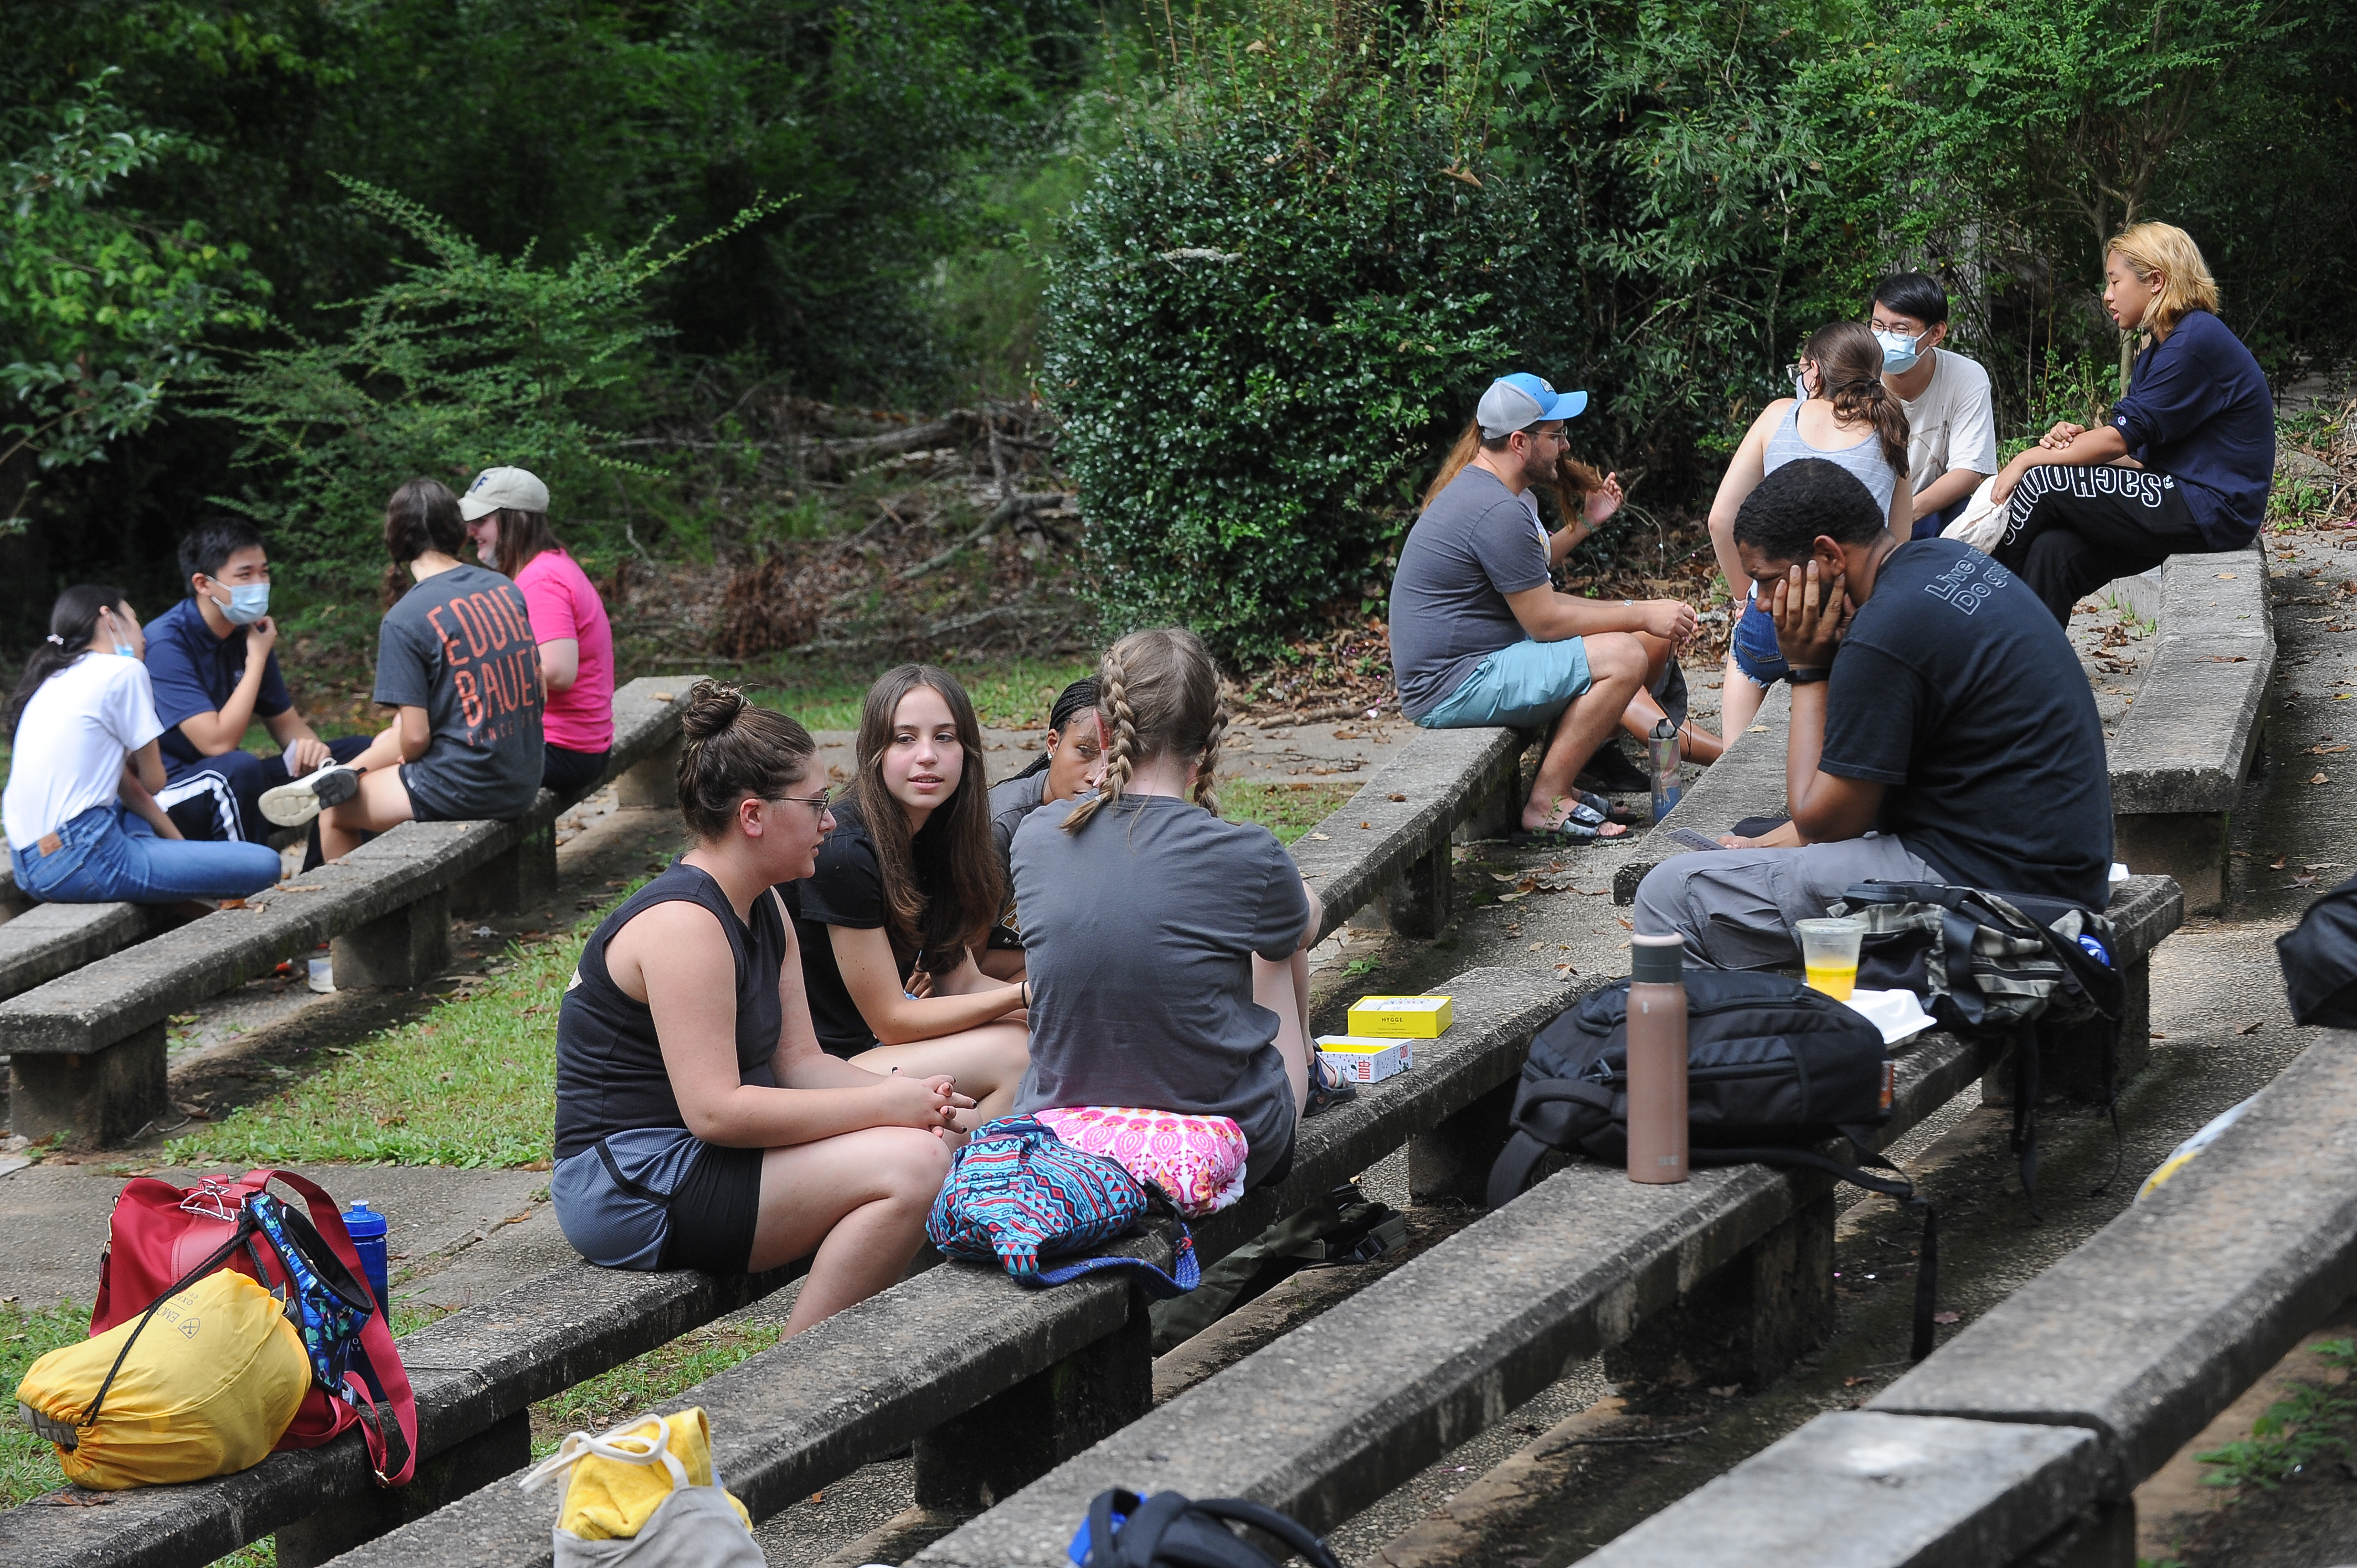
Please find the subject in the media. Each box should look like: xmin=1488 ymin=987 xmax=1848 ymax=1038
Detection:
xmin=1062 ymin=627 xmax=1228 ymax=835
xmin=1801 ymin=321 xmax=1911 ymax=479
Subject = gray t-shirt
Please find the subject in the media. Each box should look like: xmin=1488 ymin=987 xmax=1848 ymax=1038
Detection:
xmin=987 ymin=768 xmax=1048 ymax=870
xmin=1388 ymin=467 xmax=1552 ymax=720
xmin=375 ymin=562 xmax=546 ymax=821
xmin=1010 ymin=793 xmax=1311 ymax=1183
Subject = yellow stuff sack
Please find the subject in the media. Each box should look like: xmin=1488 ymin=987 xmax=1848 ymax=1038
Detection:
xmin=14 ymin=1269 xmax=310 ymax=1489
xmin=550 ymin=1407 xmax=751 ymax=1541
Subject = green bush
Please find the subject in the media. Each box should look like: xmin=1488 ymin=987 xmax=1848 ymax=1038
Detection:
xmin=1044 ymin=20 xmax=1564 ymax=658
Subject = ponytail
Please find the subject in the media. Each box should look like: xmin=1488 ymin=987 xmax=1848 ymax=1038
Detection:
xmin=1803 ymin=321 xmax=1911 ymax=479
xmin=10 ymin=585 xmax=125 ymax=730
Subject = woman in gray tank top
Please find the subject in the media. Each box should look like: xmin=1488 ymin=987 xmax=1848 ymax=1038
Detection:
xmin=1705 ymin=321 xmax=1913 ymax=735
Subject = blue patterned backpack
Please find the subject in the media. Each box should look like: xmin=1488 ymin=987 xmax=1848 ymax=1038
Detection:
xmin=928 ymin=1116 xmax=1199 ymax=1296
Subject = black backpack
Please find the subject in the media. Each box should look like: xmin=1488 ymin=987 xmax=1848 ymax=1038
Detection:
xmin=1486 ymin=969 xmax=1940 ymax=1359
xmin=2276 ymin=872 xmax=2357 ymax=1027
xmin=1074 ymin=1488 xmax=1343 ymax=1568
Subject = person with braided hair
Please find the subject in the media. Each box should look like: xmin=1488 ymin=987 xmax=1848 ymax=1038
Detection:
xmin=1007 ymin=628 xmax=1329 ymax=1189
xmin=786 ymin=664 xmax=1030 ymax=1127
xmin=1706 ymin=321 xmax=1913 ymax=736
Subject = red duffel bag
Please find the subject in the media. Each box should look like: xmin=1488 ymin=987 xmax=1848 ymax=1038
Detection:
xmin=92 ymin=1167 xmax=419 ymax=1486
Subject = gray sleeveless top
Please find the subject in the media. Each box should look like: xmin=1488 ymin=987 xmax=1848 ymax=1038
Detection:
xmin=1764 ymin=400 xmax=1900 ymax=511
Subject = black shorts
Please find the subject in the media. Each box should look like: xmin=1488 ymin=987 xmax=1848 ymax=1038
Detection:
xmin=657 ymin=1139 xmax=764 ymax=1273
xmin=543 ymin=744 xmax=611 ymax=798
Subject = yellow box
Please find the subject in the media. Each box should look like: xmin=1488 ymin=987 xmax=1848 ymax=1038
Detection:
xmin=1316 ymin=1035 xmax=1414 ymax=1082
xmin=1346 ymin=994 xmax=1453 ymax=1038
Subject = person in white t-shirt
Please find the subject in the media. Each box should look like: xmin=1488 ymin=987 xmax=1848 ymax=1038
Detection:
xmin=3 ymin=585 xmax=284 ymax=904
xmin=1870 ymin=272 xmax=2000 ymax=538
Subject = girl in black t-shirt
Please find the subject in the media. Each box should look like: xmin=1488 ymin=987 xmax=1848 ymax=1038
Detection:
xmin=790 ymin=664 xmax=1029 ymax=1126
xmin=550 ymin=683 xmax=969 ymax=1334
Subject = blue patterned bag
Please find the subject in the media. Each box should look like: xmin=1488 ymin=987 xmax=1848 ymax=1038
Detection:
xmin=928 ymin=1117 xmax=1198 ymax=1297
xmin=245 ymin=1192 xmax=376 ymax=1392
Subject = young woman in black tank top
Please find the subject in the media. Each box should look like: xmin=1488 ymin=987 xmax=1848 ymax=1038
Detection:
xmin=550 ymin=682 xmax=970 ymax=1337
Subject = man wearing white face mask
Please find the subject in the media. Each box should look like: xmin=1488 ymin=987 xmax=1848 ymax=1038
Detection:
xmin=1870 ymin=272 xmax=1998 ymax=539
xmin=143 ymin=517 xmax=370 ymax=845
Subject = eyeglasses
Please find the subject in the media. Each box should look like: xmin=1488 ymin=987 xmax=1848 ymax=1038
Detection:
xmin=773 ymin=787 xmax=833 ymax=821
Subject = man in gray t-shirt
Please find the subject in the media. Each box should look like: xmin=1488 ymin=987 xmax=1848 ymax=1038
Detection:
xmin=375 ymin=562 xmax=546 ymax=821
xmin=1390 ymin=373 xmax=1698 ymax=839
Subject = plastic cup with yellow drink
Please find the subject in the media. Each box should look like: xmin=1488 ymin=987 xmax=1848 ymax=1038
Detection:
xmin=1795 ymin=916 xmax=1867 ymax=1002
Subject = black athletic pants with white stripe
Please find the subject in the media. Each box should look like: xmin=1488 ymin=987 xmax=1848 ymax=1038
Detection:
xmin=1990 ymin=464 xmax=2211 ymax=625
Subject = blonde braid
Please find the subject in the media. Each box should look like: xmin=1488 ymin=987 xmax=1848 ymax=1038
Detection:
xmin=1062 ymin=649 xmax=1137 ymax=834
xmin=1193 ymin=700 xmax=1228 ymax=818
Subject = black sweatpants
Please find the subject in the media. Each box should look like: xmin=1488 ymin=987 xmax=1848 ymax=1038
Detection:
xmin=1990 ymin=465 xmax=2211 ymax=625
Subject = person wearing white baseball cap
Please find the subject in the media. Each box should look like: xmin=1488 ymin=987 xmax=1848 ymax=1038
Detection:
xmin=460 ymin=466 xmax=616 ymax=796
xmin=1390 ymin=374 xmax=1706 ymax=845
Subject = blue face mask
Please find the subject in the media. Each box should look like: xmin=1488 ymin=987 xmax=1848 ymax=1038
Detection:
xmin=213 ymin=582 xmax=270 ymax=626
xmin=1875 ymin=328 xmax=1926 ymax=375
xmin=113 ymin=642 xmax=136 ymax=658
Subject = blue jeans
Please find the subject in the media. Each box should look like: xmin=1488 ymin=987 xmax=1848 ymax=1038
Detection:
xmin=1729 ymin=590 xmax=1789 ymax=688
xmin=1416 ymin=637 xmax=1595 ymax=730
xmin=12 ymin=804 xmax=284 ymax=905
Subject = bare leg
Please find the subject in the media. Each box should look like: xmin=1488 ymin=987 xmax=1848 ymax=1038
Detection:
xmin=1617 ymin=633 xmax=1723 ymax=762
xmin=748 ymin=1126 xmax=950 ymax=1334
xmin=1720 ymin=653 xmax=1768 ymax=737
xmin=1525 ymin=633 xmax=1647 ymax=832
xmin=318 ymin=757 xmax=416 ymax=862
xmin=852 ymin=1022 xmax=1031 ymax=1129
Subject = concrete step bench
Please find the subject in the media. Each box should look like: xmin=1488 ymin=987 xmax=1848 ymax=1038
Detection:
xmin=1618 ymin=546 xmax=2274 ymax=916
xmin=1288 ymin=724 xmax=1522 ymax=941
xmin=2107 ymin=545 xmax=2272 ymax=912
xmin=1573 ymin=1026 xmax=2357 ymax=1568
xmin=267 ymin=969 xmax=1576 ymax=1568
xmin=2 ymin=677 xmax=695 ymax=1146
xmin=0 ymin=901 xmax=167 ymax=1004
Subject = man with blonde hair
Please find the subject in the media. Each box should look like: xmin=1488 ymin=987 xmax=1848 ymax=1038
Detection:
xmin=1989 ymin=222 xmax=2275 ymax=623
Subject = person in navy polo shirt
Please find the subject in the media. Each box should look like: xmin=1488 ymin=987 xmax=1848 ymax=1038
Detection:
xmin=145 ymin=518 xmax=370 ymax=845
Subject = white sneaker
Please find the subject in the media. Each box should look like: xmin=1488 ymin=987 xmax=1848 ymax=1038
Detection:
xmin=260 ymin=764 xmax=363 ymax=828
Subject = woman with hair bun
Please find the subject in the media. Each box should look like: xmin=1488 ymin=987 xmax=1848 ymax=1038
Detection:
xmin=551 ymin=680 xmax=966 ymax=1331
xmin=1706 ymin=320 xmax=1913 ymax=735
xmin=259 ymin=478 xmax=545 ymax=862
xmin=1991 ymin=222 xmax=2275 ymax=624
xmin=788 ymin=664 xmax=1028 ymax=1125
xmin=3 ymin=584 xmax=284 ymax=904
xmin=1007 ymin=628 xmax=1335 ymax=1189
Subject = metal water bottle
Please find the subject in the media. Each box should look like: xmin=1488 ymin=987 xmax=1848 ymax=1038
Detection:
xmin=1648 ymin=716 xmax=1682 ymax=821
xmin=1625 ymin=935 xmax=1689 ymax=1184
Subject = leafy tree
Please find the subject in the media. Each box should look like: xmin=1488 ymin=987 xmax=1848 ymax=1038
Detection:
xmin=0 ymin=71 xmax=264 ymax=523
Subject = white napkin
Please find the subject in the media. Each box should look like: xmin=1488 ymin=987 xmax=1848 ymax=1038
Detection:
xmin=1841 ymin=987 xmax=1936 ymax=1045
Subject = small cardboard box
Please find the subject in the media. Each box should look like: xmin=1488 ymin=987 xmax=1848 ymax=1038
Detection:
xmin=1346 ymin=994 xmax=1454 ymax=1038
xmin=1317 ymin=1035 xmax=1413 ymax=1083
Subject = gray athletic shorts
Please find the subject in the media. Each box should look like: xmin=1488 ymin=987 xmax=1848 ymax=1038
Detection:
xmin=552 ymin=1127 xmax=763 ymax=1274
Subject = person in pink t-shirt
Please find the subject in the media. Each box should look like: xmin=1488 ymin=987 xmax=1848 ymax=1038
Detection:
xmin=459 ymin=467 xmax=616 ymax=796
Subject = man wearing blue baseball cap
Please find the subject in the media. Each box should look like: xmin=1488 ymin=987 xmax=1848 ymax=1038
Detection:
xmin=1390 ymin=374 xmax=1702 ymax=844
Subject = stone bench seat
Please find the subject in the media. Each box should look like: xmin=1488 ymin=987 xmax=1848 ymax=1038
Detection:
xmin=1573 ymin=1027 xmax=2357 ymax=1568
xmin=2 ymin=677 xmax=695 ymax=1146
xmin=0 ymin=899 xmax=164 ymax=1005
xmin=905 ymin=879 xmax=2186 ymax=1568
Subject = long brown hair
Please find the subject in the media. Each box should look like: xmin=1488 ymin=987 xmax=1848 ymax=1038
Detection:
xmin=381 ymin=478 xmax=469 ymax=608
xmin=1419 ymin=417 xmax=1608 ymax=521
xmin=852 ymin=664 xmax=1004 ymax=962
xmin=491 ymin=508 xmax=563 ymax=580
xmin=1063 ymin=627 xmax=1228 ymax=835
xmin=1801 ymin=321 xmax=1910 ymax=477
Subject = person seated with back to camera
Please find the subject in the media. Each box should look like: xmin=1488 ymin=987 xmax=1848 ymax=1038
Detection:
xmin=976 ymin=676 xmax=1107 ymax=981
xmin=1390 ymin=374 xmax=1709 ymax=846
xmin=552 ymin=682 xmax=964 ymax=1329
xmin=143 ymin=517 xmax=373 ymax=847
xmin=1010 ymin=627 xmax=1336 ymax=1192
xmin=784 ymin=663 xmax=1029 ymax=1126
xmin=1634 ymin=460 xmax=2113 ymax=968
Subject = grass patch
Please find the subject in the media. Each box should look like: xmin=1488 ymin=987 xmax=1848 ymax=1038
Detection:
xmin=529 ymin=1322 xmax=782 ymax=1460
xmin=2 ymin=1299 xmax=91 ymax=1509
xmin=164 ymin=929 xmax=593 ymax=1169
xmin=1222 ymin=779 xmax=1358 ymax=845
xmin=734 ymin=656 xmax=1093 ymax=731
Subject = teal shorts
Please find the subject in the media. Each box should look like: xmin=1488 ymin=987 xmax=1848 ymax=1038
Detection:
xmin=1416 ymin=637 xmax=1594 ymax=730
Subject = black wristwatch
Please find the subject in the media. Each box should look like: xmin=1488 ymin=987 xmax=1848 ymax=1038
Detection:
xmin=1787 ymin=667 xmax=1831 ymax=684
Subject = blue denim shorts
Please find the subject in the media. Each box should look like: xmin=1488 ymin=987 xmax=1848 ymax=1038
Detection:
xmin=1416 ymin=638 xmax=1594 ymax=730
xmin=1729 ymin=591 xmax=1789 ymax=688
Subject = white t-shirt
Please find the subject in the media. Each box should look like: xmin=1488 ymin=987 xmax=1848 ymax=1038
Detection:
xmin=1900 ymin=349 xmax=2000 ymax=499
xmin=2 ymin=653 xmax=163 ymax=849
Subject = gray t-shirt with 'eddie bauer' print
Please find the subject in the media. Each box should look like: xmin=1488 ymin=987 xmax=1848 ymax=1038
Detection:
xmin=1010 ymin=792 xmax=1311 ymax=1185
xmin=375 ymin=562 xmax=545 ymax=820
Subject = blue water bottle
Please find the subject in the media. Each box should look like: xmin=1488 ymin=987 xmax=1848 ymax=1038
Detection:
xmin=343 ymin=1200 xmax=389 ymax=1311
